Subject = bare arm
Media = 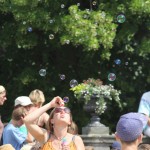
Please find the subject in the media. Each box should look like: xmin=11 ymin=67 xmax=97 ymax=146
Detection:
xmin=23 ymin=96 xmax=64 ymax=143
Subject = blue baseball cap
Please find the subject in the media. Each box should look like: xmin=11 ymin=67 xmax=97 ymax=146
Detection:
xmin=116 ymin=112 xmax=148 ymax=142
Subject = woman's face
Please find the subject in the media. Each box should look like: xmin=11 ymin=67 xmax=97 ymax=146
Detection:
xmin=51 ymin=107 xmax=71 ymax=125
xmin=0 ymin=91 xmax=7 ymax=105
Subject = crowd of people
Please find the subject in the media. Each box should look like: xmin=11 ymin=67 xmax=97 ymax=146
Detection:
xmin=0 ymin=84 xmax=150 ymax=150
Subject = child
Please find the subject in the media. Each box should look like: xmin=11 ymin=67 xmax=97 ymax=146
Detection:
xmin=2 ymin=106 xmax=32 ymax=150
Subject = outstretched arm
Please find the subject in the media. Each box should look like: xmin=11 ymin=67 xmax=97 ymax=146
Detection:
xmin=23 ymin=96 xmax=64 ymax=143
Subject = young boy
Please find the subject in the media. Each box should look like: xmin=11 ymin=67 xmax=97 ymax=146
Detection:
xmin=2 ymin=106 xmax=31 ymax=150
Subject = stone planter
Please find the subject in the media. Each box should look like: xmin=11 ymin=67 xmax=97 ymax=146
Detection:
xmin=82 ymin=97 xmax=109 ymax=135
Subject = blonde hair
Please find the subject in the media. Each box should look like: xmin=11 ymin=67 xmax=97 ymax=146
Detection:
xmin=68 ymin=121 xmax=78 ymax=135
xmin=29 ymin=89 xmax=45 ymax=106
xmin=0 ymin=85 xmax=6 ymax=94
xmin=48 ymin=108 xmax=73 ymax=133
xmin=0 ymin=144 xmax=15 ymax=150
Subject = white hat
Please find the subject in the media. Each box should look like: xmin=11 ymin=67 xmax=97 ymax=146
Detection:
xmin=14 ymin=96 xmax=33 ymax=106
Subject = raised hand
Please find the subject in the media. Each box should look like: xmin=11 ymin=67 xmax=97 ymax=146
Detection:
xmin=50 ymin=96 xmax=64 ymax=108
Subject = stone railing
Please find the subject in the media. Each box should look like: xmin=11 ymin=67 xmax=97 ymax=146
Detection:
xmin=81 ymin=134 xmax=150 ymax=150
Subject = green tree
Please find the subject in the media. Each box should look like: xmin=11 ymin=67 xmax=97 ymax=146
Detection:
xmin=0 ymin=0 xmax=149 ymax=133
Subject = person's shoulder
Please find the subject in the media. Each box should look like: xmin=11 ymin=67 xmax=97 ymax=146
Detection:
xmin=40 ymin=112 xmax=49 ymax=122
xmin=69 ymin=134 xmax=83 ymax=142
xmin=42 ymin=112 xmax=49 ymax=117
xmin=4 ymin=122 xmax=14 ymax=130
xmin=142 ymin=91 xmax=150 ymax=99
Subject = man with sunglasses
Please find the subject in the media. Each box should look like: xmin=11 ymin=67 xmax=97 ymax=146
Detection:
xmin=23 ymin=96 xmax=85 ymax=150
xmin=0 ymin=85 xmax=7 ymax=145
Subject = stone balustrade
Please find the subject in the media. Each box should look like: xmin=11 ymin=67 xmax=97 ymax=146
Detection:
xmin=81 ymin=134 xmax=150 ymax=150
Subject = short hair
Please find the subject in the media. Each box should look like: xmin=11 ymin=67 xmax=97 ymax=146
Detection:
xmin=12 ymin=107 xmax=26 ymax=121
xmin=29 ymin=89 xmax=45 ymax=106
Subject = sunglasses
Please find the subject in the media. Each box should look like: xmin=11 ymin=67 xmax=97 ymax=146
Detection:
xmin=55 ymin=107 xmax=71 ymax=114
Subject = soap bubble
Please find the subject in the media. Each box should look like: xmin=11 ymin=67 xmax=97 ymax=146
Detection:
xmin=65 ymin=40 xmax=70 ymax=44
xmin=125 ymin=62 xmax=129 ymax=65
xmin=117 ymin=14 xmax=126 ymax=23
xmin=92 ymin=1 xmax=97 ymax=5
xmin=114 ymin=59 xmax=121 ymax=65
xmin=59 ymin=74 xmax=65 ymax=80
xmin=108 ymin=73 xmax=116 ymax=81
xmin=49 ymin=19 xmax=54 ymax=24
xmin=49 ymin=34 xmax=54 ymax=40
xmin=23 ymin=21 xmax=26 ymax=25
xmin=70 ymin=79 xmax=78 ymax=88
xmin=27 ymin=27 xmax=32 ymax=32
xmin=77 ymin=3 xmax=80 ymax=6
xmin=39 ymin=69 xmax=46 ymax=76
xmin=61 ymin=4 xmax=65 ymax=8
xmin=63 ymin=97 xmax=69 ymax=103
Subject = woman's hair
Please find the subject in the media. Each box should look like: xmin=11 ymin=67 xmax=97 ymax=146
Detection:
xmin=29 ymin=89 xmax=45 ymax=107
xmin=68 ymin=121 xmax=78 ymax=135
xmin=48 ymin=107 xmax=73 ymax=133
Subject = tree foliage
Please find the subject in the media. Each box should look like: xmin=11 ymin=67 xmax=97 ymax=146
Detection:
xmin=0 ymin=0 xmax=150 ymax=133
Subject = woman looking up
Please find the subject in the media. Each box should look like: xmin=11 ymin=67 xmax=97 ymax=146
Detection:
xmin=23 ymin=96 xmax=85 ymax=150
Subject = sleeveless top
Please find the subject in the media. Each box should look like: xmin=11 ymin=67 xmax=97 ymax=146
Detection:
xmin=41 ymin=135 xmax=77 ymax=150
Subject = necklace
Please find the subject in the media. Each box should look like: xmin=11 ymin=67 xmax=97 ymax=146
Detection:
xmin=53 ymin=133 xmax=67 ymax=141
xmin=53 ymin=133 xmax=67 ymax=149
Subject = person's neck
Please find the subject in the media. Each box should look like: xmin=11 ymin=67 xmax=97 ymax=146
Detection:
xmin=122 ymin=143 xmax=138 ymax=150
xmin=11 ymin=120 xmax=20 ymax=127
xmin=53 ymin=126 xmax=68 ymax=140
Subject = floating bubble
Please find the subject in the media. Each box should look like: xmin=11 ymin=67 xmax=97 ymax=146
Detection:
xmin=27 ymin=27 xmax=32 ymax=32
xmin=125 ymin=62 xmax=129 ymax=65
xmin=77 ymin=3 xmax=80 ymax=6
xmin=63 ymin=97 xmax=69 ymax=103
xmin=39 ymin=69 xmax=46 ymax=76
xmin=49 ymin=34 xmax=54 ymax=40
xmin=59 ymin=74 xmax=65 ymax=80
xmin=117 ymin=14 xmax=126 ymax=23
xmin=65 ymin=40 xmax=70 ymax=44
xmin=83 ymin=14 xmax=88 ymax=19
xmin=70 ymin=79 xmax=78 ymax=88
xmin=61 ymin=4 xmax=65 ymax=8
xmin=108 ymin=73 xmax=116 ymax=81
xmin=49 ymin=19 xmax=54 ymax=24
xmin=114 ymin=59 xmax=121 ymax=65
xmin=23 ymin=21 xmax=26 ymax=25
xmin=92 ymin=1 xmax=97 ymax=5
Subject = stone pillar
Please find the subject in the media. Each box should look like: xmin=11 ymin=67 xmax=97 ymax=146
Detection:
xmin=82 ymin=113 xmax=109 ymax=135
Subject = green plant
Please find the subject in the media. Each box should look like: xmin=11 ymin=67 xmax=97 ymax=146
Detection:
xmin=70 ymin=78 xmax=122 ymax=115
